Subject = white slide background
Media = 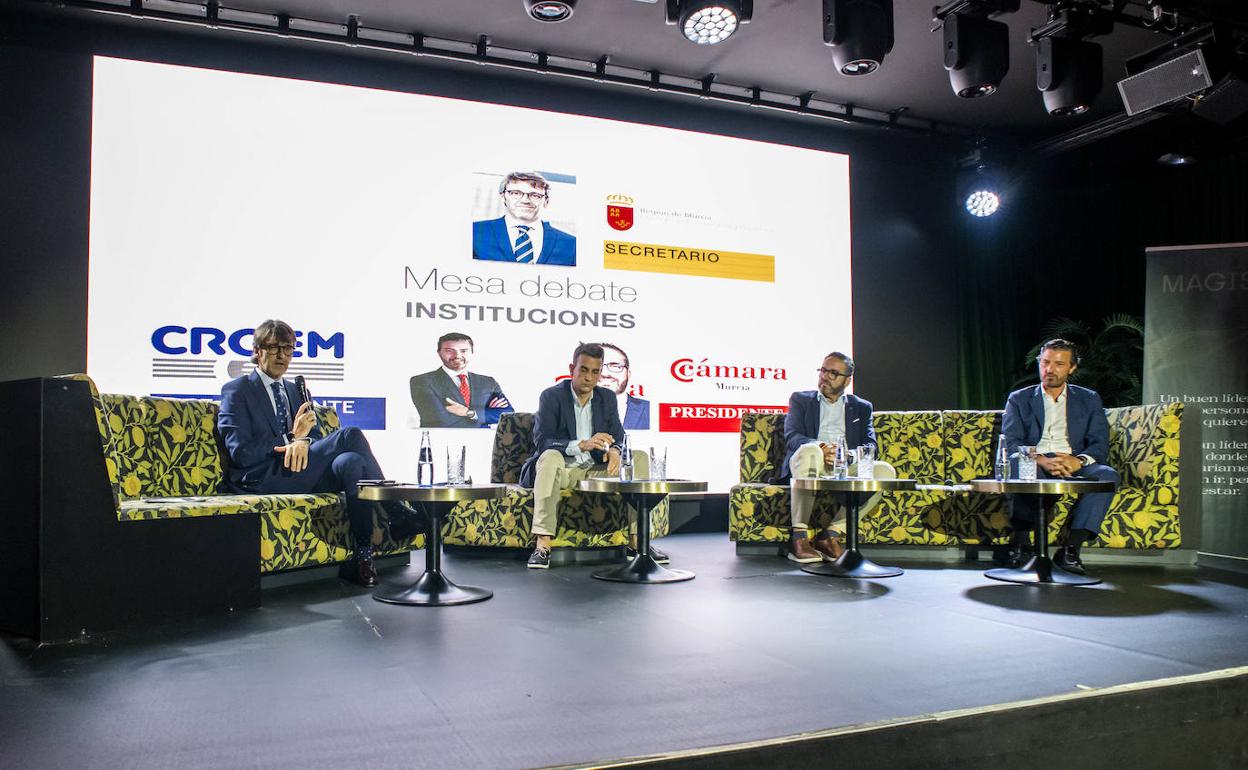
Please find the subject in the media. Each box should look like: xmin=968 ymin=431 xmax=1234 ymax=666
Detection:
xmin=87 ymin=56 xmax=853 ymax=492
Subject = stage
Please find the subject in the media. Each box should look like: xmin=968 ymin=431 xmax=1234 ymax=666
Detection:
xmin=2 ymin=533 xmax=1247 ymax=768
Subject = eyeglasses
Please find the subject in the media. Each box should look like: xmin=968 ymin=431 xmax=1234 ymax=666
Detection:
xmin=503 ymin=189 xmax=548 ymax=202
xmin=602 ymin=362 xmax=628 ymax=373
xmin=261 ymin=344 xmax=296 ymax=355
xmin=817 ymin=368 xmax=851 ymax=380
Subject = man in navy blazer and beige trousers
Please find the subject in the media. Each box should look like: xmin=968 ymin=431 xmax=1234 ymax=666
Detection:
xmin=779 ymin=352 xmax=896 ymax=564
xmin=1001 ymin=338 xmax=1118 ymax=575
xmin=518 ymin=343 xmax=651 ymax=569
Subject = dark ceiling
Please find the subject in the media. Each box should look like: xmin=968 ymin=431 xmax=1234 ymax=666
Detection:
xmin=9 ymin=0 xmax=1248 ymax=144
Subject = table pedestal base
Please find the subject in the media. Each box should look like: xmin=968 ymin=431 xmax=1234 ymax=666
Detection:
xmin=801 ymin=548 xmax=904 ymax=579
xmin=985 ymin=556 xmax=1102 ymax=587
xmin=373 ymin=569 xmax=493 ymax=606
xmin=592 ymin=553 xmax=694 ymax=584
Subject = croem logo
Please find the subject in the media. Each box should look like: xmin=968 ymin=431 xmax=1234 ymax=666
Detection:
xmin=670 ymin=358 xmax=788 ymax=383
xmin=151 ymin=325 xmax=346 ymax=358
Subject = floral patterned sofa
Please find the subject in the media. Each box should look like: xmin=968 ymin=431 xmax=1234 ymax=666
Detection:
xmin=78 ymin=375 xmax=423 ymax=573
xmin=729 ymin=402 xmax=1185 ymax=551
xmin=442 ymin=412 xmax=669 ymax=550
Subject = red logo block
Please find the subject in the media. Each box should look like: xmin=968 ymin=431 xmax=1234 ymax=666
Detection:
xmin=658 ymin=403 xmax=789 ymax=433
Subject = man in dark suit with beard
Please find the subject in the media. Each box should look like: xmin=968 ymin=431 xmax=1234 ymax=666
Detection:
xmin=779 ymin=352 xmax=896 ymax=565
xmin=1001 ymin=338 xmax=1119 ymax=575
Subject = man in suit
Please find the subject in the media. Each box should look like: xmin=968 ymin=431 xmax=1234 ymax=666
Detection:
xmin=518 ymin=343 xmax=653 ymax=569
xmin=410 ymin=332 xmax=512 ymax=428
xmin=472 ymin=171 xmax=576 ymax=266
xmin=597 ymin=342 xmax=650 ymax=430
xmin=1001 ymin=338 xmax=1119 ymax=575
xmin=780 ymin=352 xmax=896 ymax=564
xmin=218 ymin=319 xmax=428 ymax=587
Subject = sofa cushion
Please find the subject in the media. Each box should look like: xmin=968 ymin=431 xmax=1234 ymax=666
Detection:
xmin=492 ymin=412 xmax=535 ymax=484
xmin=444 ymin=485 xmax=671 ymax=549
xmin=873 ymin=410 xmax=944 ymax=484
xmin=739 ymin=412 xmax=785 ymax=484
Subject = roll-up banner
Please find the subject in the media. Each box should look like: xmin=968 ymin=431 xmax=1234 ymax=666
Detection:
xmin=1144 ymin=243 xmax=1248 ymax=558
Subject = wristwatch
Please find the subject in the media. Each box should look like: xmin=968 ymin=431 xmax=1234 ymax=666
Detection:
xmin=466 ymin=409 xmax=478 ymax=421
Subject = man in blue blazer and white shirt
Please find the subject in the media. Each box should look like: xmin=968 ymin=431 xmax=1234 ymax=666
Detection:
xmin=1001 ymin=338 xmax=1119 ymax=575
xmin=780 ymin=352 xmax=896 ymax=564
xmin=518 ymin=343 xmax=652 ymax=569
xmin=472 ymin=171 xmax=576 ymax=266
xmin=217 ymin=319 xmax=427 ymax=587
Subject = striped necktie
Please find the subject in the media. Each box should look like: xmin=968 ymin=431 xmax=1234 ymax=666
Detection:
xmin=513 ymin=225 xmax=533 ymax=263
xmin=271 ymin=381 xmax=291 ymax=433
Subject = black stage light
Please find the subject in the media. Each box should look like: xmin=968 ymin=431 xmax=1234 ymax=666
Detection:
xmin=822 ymin=0 xmax=894 ymax=76
xmin=666 ymin=0 xmax=753 ymax=45
xmin=524 ymin=0 xmax=577 ymax=23
xmin=944 ymin=12 xmax=1010 ymax=98
xmin=1036 ymin=36 xmax=1103 ymax=116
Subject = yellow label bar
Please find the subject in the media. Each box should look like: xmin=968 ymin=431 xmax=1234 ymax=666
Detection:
xmin=603 ymin=240 xmax=775 ymax=283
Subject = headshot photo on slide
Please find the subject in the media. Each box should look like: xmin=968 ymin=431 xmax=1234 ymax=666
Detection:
xmin=471 ymin=170 xmax=577 ymax=266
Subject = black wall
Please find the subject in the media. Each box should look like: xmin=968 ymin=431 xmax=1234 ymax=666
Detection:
xmin=0 ymin=9 xmax=962 ymax=410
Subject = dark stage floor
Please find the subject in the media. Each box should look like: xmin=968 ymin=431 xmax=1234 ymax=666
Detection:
xmin=3 ymin=533 xmax=1248 ymax=769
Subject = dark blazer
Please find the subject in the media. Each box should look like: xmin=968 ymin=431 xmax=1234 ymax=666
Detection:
xmin=519 ymin=382 xmax=624 ymax=488
xmin=218 ymin=370 xmax=322 ymax=491
xmin=409 ymin=369 xmax=513 ymax=428
xmin=1002 ymin=384 xmax=1110 ymax=463
xmin=623 ymin=395 xmax=650 ymax=430
xmin=778 ymin=390 xmax=876 ymax=481
xmin=472 ymin=216 xmax=576 ymax=266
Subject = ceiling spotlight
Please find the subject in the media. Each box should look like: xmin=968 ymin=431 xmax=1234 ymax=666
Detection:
xmin=940 ymin=2 xmax=1020 ymax=98
xmin=1037 ymin=36 xmax=1103 ymax=116
xmin=823 ymin=0 xmax=894 ymax=76
xmin=523 ymin=0 xmax=576 ymax=23
xmin=965 ymin=188 xmax=1001 ymax=217
xmin=666 ymin=1 xmax=753 ymax=45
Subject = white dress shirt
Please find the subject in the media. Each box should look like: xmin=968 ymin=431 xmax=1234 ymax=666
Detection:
xmin=256 ymin=368 xmax=291 ymax=426
xmin=1037 ymin=385 xmax=1095 ymax=465
xmin=564 ymin=381 xmax=595 ymax=466
xmin=816 ymin=392 xmax=847 ymax=444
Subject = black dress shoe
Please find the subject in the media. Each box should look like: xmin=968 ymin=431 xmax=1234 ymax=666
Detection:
xmin=339 ymin=550 xmax=379 ymax=587
xmin=1053 ymin=545 xmax=1086 ymax=575
xmin=386 ymin=502 xmax=431 ymax=543
xmin=1000 ymin=544 xmax=1031 ymax=569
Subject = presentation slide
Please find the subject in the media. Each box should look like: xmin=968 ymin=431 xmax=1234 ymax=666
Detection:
xmin=87 ymin=56 xmax=853 ymax=492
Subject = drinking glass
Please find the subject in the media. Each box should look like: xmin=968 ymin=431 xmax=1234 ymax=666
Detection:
xmin=1016 ymin=446 xmax=1037 ymax=482
xmin=649 ymin=446 xmax=667 ymax=480
xmin=856 ymin=444 xmax=876 ymax=480
xmin=446 ymin=445 xmax=467 ymax=485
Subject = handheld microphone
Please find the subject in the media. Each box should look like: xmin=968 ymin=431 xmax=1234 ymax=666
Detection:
xmin=294 ymin=375 xmax=311 ymax=406
xmin=294 ymin=375 xmax=319 ymax=433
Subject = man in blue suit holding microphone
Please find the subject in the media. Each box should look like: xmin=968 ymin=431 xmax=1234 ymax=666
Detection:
xmin=472 ymin=171 xmax=576 ymax=266
xmin=217 ymin=319 xmax=427 ymax=587
xmin=1001 ymin=338 xmax=1119 ymax=575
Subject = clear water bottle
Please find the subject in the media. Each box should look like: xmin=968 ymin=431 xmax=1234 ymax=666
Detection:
xmin=832 ymin=434 xmax=849 ymax=479
xmin=417 ymin=430 xmax=434 ymax=487
xmin=619 ymin=434 xmax=634 ymax=481
xmin=993 ymin=433 xmax=1009 ymax=481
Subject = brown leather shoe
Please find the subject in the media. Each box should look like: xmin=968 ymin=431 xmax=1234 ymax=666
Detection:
xmin=811 ymin=536 xmax=844 ymax=561
xmin=339 ymin=552 xmax=378 ymax=587
xmin=788 ymin=537 xmax=823 ymax=563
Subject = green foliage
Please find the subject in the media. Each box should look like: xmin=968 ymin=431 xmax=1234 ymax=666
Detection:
xmin=1011 ymin=315 xmax=1144 ymax=407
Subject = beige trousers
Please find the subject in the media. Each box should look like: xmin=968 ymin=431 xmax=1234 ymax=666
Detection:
xmin=531 ymin=449 xmax=650 ymax=538
xmin=789 ymin=442 xmax=896 ymax=533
